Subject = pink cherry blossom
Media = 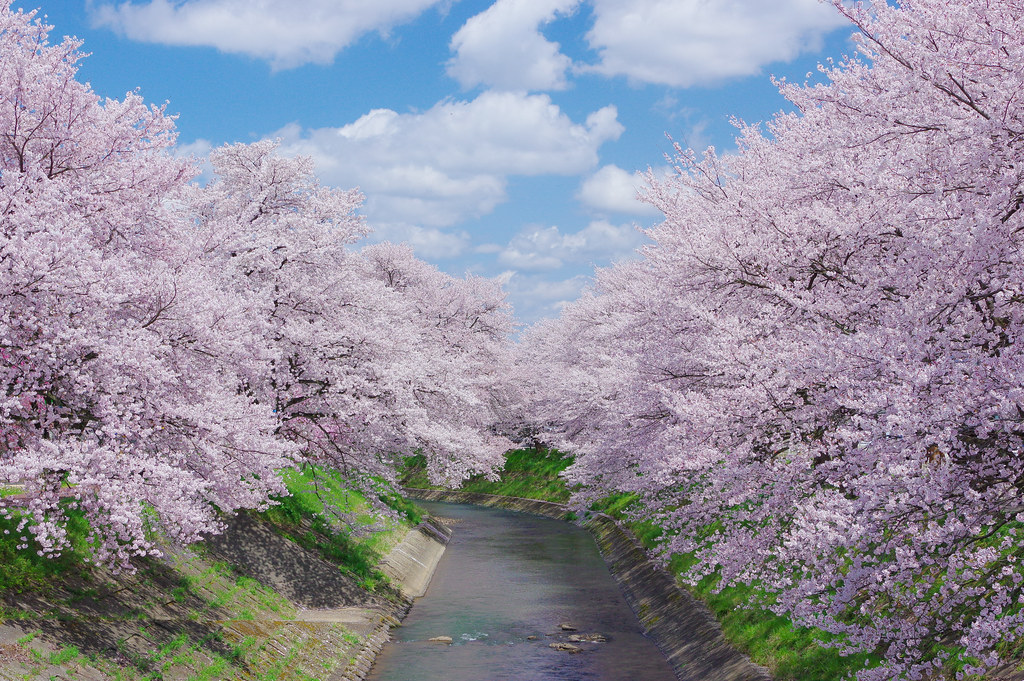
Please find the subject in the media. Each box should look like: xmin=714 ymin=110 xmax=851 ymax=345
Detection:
xmin=519 ymin=1 xmax=1024 ymax=677
xmin=0 ymin=3 xmax=512 ymax=569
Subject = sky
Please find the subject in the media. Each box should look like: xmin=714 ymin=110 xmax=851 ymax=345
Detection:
xmin=18 ymin=0 xmax=857 ymax=326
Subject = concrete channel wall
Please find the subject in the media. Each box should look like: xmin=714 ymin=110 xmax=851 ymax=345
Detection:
xmin=338 ymin=517 xmax=451 ymax=681
xmin=401 ymin=488 xmax=572 ymax=520
xmin=402 ymin=487 xmax=772 ymax=681
xmin=377 ymin=520 xmax=451 ymax=600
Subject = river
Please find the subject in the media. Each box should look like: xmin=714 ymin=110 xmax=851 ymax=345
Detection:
xmin=366 ymin=500 xmax=677 ymax=681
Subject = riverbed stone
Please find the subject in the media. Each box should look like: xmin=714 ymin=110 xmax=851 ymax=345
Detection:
xmin=427 ymin=636 xmax=453 ymax=644
xmin=568 ymin=633 xmax=607 ymax=642
xmin=558 ymin=623 xmax=577 ymax=631
xmin=549 ymin=642 xmax=584 ymax=653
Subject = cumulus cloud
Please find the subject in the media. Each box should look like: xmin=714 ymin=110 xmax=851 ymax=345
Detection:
xmin=517 ymin=273 xmax=589 ymax=301
xmin=447 ymin=0 xmax=581 ymax=91
xmin=90 ymin=0 xmax=444 ymax=69
xmin=504 ymin=272 xmax=591 ymax=324
xmin=171 ymin=138 xmax=215 ymax=183
xmin=498 ymin=220 xmax=646 ymax=271
xmin=174 ymin=138 xmax=213 ymax=160
xmin=585 ymin=0 xmax=847 ymax=87
xmin=272 ymin=91 xmax=623 ymax=228
xmin=577 ymin=164 xmax=663 ymax=216
xmin=367 ymin=223 xmax=471 ymax=260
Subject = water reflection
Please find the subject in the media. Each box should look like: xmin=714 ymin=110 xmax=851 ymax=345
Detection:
xmin=366 ymin=501 xmax=676 ymax=681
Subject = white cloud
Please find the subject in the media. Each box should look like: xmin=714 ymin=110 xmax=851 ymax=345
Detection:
xmin=498 ymin=220 xmax=646 ymax=271
xmin=91 ymin=0 xmax=444 ymax=69
xmin=271 ymin=91 xmax=623 ymax=228
xmin=585 ymin=0 xmax=847 ymax=87
xmin=577 ymin=164 xmax=663 ymax=216
xmin=494 ymin=270 xmax=517 ymax=286
xmin=519 ymin=273 xmax=589 ymax=301
xmin=447 ymin=0 xmax=581 ymax=91
xmin=172 ymin=137 xmax=214 ymax=182
xmin=174 ymin=138 xmax=213 ymax=160
xmin=366 ymin=223 xmax=471 ymax=259
xmin=499 ymin=242 xmax=564 ymax=271
xmin=504 ymin=272 xmax=591 ymax=324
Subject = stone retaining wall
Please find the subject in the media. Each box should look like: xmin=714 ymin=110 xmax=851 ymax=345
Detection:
xmin=0 ymin=513 xmax=451 ymax=681
xmin=332 ymin=608 xmax=407 ymax=681
xmin=402 ymin=487 xmax=772 ymax=681
xmin=587 ymin=515 xmax=771 ymax=681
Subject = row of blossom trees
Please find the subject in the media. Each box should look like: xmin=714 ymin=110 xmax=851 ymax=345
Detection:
xmin=6 ymin=0 xmax=1024 ymax=675
xmin=0 ymin=4 xmax=512 ymax=568
xmin=518 ymin=0 xmax=1024 ymax=678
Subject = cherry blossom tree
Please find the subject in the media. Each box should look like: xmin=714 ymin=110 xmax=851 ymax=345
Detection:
xmin=0 ymin=2 xmax=514 ymax=566
xmin=522 ymin=0 xmax=1024 ymax=677
xmin=0 ymin=3 xmax=290 ymax=567
xmin=192 ymin=144 xmax=513 ymax=506
xmin=359 ymin=241 xmax=515 ymax=483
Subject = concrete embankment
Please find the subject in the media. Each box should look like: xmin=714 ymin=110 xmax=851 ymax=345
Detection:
xmin=402 ymin=487 xmax=771 ymax=681
xmin=403 ymin=488 xmax=570 ymax=520
xmin=337 ymin=517 xmax=451 ymax=681
xmin=0 ymin=514 xmax=450 ymax=681
xmin=199 ymin=512 xmax=452 ymax=681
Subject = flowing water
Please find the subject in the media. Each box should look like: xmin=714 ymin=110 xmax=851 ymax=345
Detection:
xmin=366 ymin=500 xmax=677 ymax=681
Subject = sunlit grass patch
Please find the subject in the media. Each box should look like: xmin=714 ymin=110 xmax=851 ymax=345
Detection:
xmin=0 ymin=484 xmax=24 ymax=498
xmin=0 ymin=504 xmax=93 ymax=596
xmin=401 ymin=447 xmax=574 ymax=502
xmin=258 ymin=465 xmax=410 ymax=594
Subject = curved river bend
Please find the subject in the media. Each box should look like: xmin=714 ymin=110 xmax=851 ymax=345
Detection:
xmin=367 ymin=501 xmax=676 ymax=681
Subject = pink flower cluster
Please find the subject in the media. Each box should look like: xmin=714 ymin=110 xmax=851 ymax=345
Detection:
xmin=517 ymin=1 xmax=1024 ymax=678
xmin=0 ymin=5 xmax=513 ymax=571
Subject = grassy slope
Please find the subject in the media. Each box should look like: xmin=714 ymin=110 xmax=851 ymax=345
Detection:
xmin=401 ymin=447 xmax=574 ymax=503
xmin=0 ymin=466 xmax=413 ymax=681
xmin=258 ymin=465 xmax=416 ymax=593
xmin=401 ymin=448 xmax=872 ymax=681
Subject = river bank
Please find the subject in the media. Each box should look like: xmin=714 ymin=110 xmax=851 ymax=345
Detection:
xmin=0 ymin=511 xmax=449 ymax=681
xmin=399 ymin=450 xmax=881 ymax=681
xmin=403 ymin=488 xmax=771 ymax=681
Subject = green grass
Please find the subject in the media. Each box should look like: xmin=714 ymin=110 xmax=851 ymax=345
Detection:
xmin=259 ymin=465 xmax=408 ymax=594
xmin=0 ymin=506 xmax=93 ymax=596
xmin=0 ymin=465 xmax=402 ymax=681
xmin=591 ymin=495 xmax=874 ymax=679
xmin=47 ymin=645 xmax=81 ymax=665
xmin=116 ymin=628 xmax=239 ymax=681
xmin=0 ymin=465 xmax=412 ymax=603
xmin=675 ymin=566 xmax=877 ymax=680
xmin=378 ymin=491 xmax=423 ymax=525
xmin=401 ymin=448 xmax=575 ymax=502
xmin=16 ymin=631 xmax=39 ymax=645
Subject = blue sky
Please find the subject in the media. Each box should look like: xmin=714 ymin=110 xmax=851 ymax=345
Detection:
xmin=21 ymin=0 xmax=855 ymax=325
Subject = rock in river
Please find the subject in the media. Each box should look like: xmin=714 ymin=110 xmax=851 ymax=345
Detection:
xmin=549 ymin=642 xmax=584 ymax=653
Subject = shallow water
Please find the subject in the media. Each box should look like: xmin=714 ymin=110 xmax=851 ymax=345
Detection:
xmin=366 ymin=501 xmax=676 ymax=681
